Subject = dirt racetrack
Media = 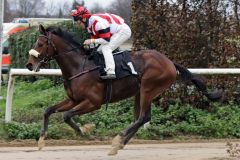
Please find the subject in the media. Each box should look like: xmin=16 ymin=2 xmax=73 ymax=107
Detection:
xmin=0 ymin=140 xmax=240 ymax=160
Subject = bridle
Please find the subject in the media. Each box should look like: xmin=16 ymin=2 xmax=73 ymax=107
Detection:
xmin=35 ymin=33 xmax=57 ymax=63
xmin=29 ymin=32 xmax=82 ymax=64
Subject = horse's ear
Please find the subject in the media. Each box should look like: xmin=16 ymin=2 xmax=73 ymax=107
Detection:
xmin=39 ymin=24 xmax=46 ymax=35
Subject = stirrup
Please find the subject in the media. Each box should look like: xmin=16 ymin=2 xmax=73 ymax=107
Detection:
xmin=100 ymin=74 xmax=116 ymax=79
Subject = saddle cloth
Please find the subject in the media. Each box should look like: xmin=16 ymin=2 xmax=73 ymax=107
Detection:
xmin=89 ymin=50 xmax=138 ymax=79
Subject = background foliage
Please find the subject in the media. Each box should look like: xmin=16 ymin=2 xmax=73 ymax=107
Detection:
xmin=131 ymin=0 xmax=240 ymax=106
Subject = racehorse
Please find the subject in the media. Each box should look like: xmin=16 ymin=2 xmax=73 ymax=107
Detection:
xmin=26 ymin=25 xmax=223 ymax=155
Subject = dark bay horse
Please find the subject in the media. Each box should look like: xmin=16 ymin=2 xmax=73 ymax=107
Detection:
xmin=26 ymin=25 xmax=223 ymax=155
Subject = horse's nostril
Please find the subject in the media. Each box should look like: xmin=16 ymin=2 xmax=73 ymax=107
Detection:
xmin=26 ymin=63 xmax=33 ymax=71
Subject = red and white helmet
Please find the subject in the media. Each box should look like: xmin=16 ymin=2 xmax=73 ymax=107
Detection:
xmin=70 ymin=6 xmax=91 ymax=21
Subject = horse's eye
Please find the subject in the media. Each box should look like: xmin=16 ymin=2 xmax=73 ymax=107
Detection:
xmin=38 ymin=43 xmax=44 ymax=47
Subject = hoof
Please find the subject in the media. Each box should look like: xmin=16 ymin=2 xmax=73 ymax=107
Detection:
xmin=38 ymin=136 xmax=45 ymax=150
xmin=108 ymin=144 xmax=124 ymax=156
xmin=108 ymin=135 xmax=124 ymax=156
xmin=112 ymin=135 xmax=122 ymax=147
xmin=108 ymin=147 xmax=118 ymax=156
xmin=80 ymin=123 xmax=95 ymax=135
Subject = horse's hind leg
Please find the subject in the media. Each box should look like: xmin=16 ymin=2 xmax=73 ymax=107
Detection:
xmin=63 ymin=99 xmax=100 ymax=136
xmin=133 ymin=92 xmax=141 ymax=121
xmin=38 ymin=99 xmax=76 ymax=150
xmin=108 ymin=94 xmax=142 ymax=155
xmin=123 ymin=93 xmax=151 ymax=145
xmin=109 ymin=75 xmax=175 ymax=155
xmin=108 ymin=91 xmax=152 ymax=155
xmin=122 ymin=108 xmax=151 ymax=145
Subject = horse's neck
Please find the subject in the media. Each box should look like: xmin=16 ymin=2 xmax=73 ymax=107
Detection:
xmin=55 ymin=49 xmax=91 ymax=80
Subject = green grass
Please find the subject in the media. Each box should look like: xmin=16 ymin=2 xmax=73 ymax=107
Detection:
xmin=0 ymin=79 xmax=240 ymax=140
xmin=0 ymin=79 xmax=65 ymax=122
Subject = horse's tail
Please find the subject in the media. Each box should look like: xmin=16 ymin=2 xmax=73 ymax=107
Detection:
xmin=174 ymin=63 xmax=223 ymax=101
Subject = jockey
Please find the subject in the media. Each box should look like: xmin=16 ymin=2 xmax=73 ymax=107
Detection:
xmin=70 ymin=6 xmax=132 ymax=79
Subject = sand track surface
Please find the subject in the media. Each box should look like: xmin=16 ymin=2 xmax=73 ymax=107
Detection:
xmin=0 ymin=140 xmax=239 ymax=160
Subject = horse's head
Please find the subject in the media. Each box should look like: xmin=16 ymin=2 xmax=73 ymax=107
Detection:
xmin=26 ymin=25 xmax=57 ymax=72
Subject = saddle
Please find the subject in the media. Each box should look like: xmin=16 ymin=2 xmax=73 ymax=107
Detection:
xmin=87 ymin=48 xmax=139 ymax=107
xmin=88 ymin=49 xmax=138 ymax=79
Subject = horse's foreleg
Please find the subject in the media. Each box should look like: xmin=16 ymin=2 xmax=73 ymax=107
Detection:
xmin=38 ymin=99 xmax=75 ymax=150
xmin=63 ymin=110 xmax=82 ymax=135
xmin=63 ymin=99 xmax=99 ymax=135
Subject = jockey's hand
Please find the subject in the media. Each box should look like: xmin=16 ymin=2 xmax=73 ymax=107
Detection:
xmin=83 ymin=45 xmax=90 ymax=50
xmin=84 ymin=39 xmax=93 ymax=45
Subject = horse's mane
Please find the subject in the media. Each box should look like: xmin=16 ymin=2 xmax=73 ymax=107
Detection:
xmin=46 ymin=26 xmax=83 ymax=48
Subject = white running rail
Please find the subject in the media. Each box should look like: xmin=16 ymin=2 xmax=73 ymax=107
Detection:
xmin=5 ymin=69 xmax=61 ymax=122
xmin=5 ymin=68 xmax=240 ymax=122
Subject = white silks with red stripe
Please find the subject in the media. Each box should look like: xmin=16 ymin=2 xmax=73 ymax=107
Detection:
xmin=85 ymin=13 xmax=132 ymax=76
xmin=87 ymin=13 xmax=125 ymax=40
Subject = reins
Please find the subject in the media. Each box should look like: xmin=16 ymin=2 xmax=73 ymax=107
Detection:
xmin=68 ymin=66 xmax=100 ymax=81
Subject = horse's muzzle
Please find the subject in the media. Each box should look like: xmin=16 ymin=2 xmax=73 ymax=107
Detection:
xmin=25 ymin=62 xmax=40 ymax=72
xmin=26 ymin=63 xmax=33 ymax=71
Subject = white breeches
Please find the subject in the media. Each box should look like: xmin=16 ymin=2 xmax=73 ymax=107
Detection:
xmin=98 ymin=23 xmax=131 ymax=74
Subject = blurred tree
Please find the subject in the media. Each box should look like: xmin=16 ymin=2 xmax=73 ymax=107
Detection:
xmin=58 ymin=8 xmax=63 ymax=18
xmin=106 ymin=0 xmax=132 ymax=25
xmin=91 ymin=3 xmax=106 ymax=13
xmin=62 ymin=2 xmax=72 ymax=17
xmin=45 ymin=1 xmax=72 ymax=18
xmin=232 ymin=0 xmax=240 ymax=29
xmin=72 ymin=0 xmax=85 ymax=9
xmin=16 ymin=0 xmax=45 ymax=17
xmin=46 ymin=0 xmax=56 ymax=17
xmin=3 ymin=0 xmax=13 ymax=22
